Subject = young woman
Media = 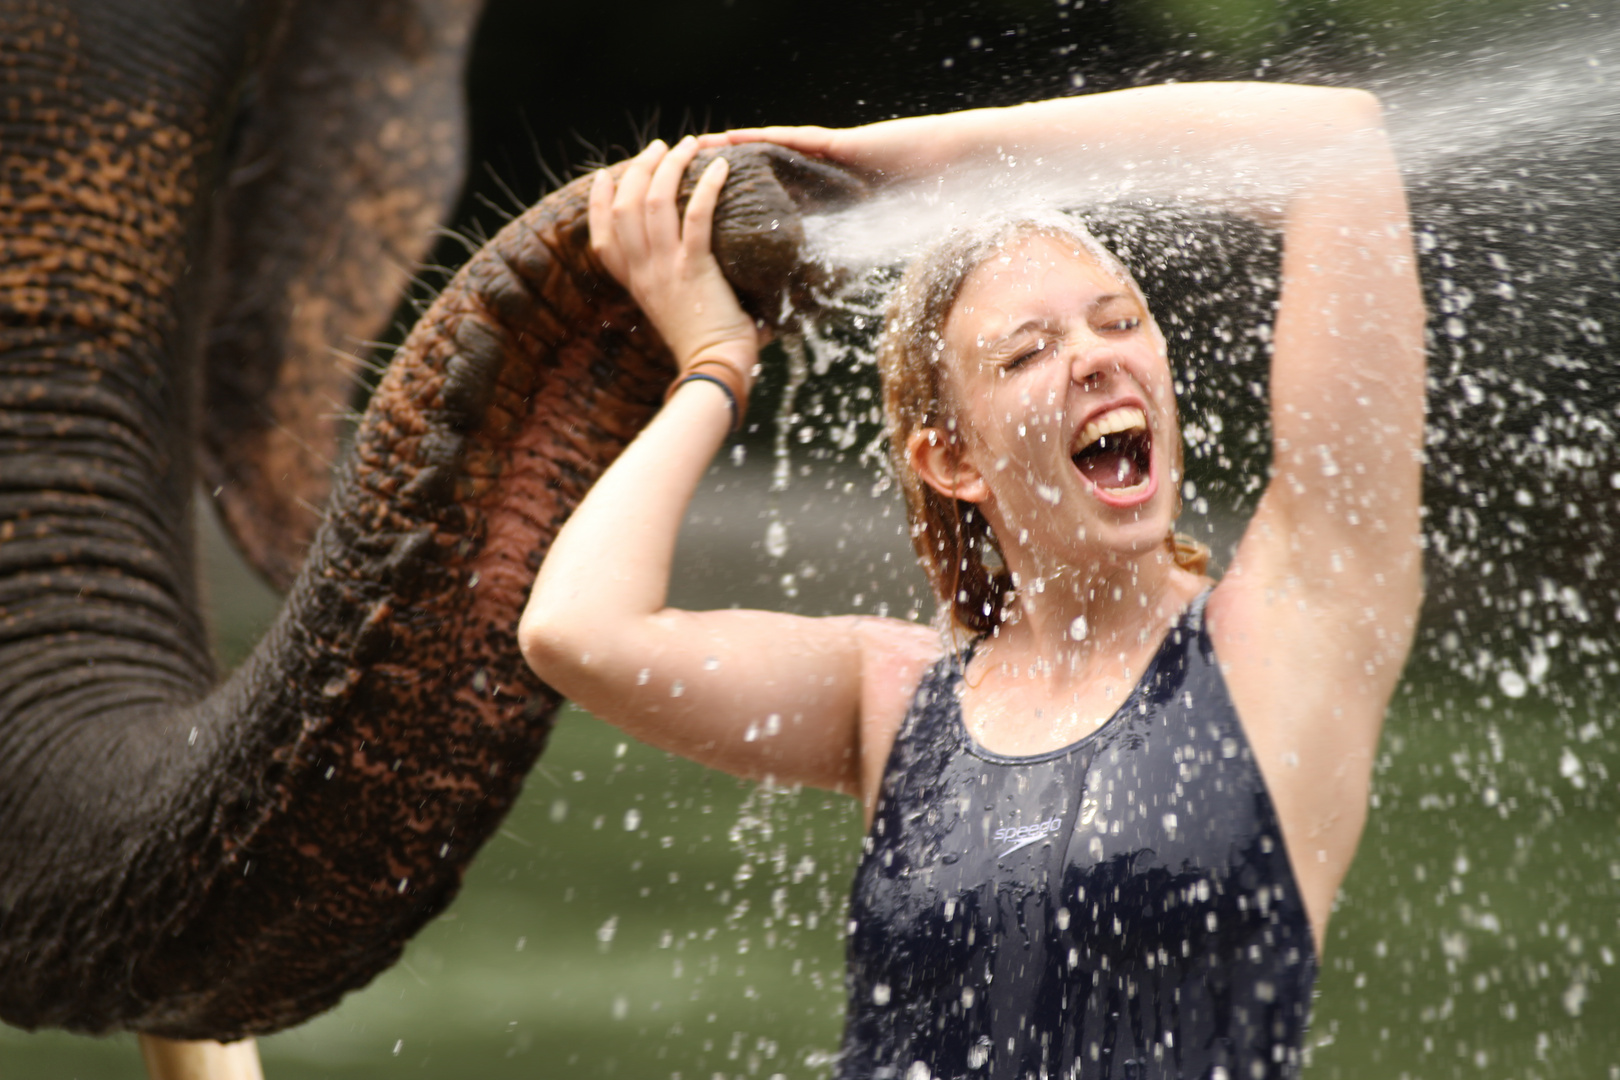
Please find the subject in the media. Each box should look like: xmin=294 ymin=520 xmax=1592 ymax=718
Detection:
xmin=520 ymin=83 xmax=1424 ymax=1080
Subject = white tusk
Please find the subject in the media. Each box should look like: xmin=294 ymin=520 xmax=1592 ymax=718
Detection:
xmin=139 ymin=1035 xmax=265 ymax=1080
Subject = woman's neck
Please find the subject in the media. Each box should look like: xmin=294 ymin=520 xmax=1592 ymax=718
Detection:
xmin=981 ymin=545 xmax=1203 ymax=698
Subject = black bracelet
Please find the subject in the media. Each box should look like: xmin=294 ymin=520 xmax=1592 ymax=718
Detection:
xmin=670 ymin=371 xmax=740 ymax=432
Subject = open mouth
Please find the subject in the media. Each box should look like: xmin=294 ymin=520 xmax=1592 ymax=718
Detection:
xmin=1071 ymin=406 xmax=1153 ymax=495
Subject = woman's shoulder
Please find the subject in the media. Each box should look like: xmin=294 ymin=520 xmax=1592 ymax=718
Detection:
xmin=846 ymin=612 xmax=942 ymax=652
xmin=837 ymin=615 xmax=946 ymax=815
xmin=849 ymin=614 xmax=947 ymax=682
xmin=845 ymin=614 xmax=946 ymax=706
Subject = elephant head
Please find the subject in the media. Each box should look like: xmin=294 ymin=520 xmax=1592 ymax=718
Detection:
xmin=0 ymin=0 xmax=865 ymax=1041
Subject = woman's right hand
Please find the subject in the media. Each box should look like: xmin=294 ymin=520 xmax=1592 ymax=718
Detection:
xmin=588 ymin=136 xmax=760 ymax=389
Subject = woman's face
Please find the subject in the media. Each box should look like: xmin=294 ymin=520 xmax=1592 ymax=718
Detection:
xmin=931 ymin=232 xmax=1179 ymax=566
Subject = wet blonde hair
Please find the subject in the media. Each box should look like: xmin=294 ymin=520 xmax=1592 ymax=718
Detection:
xmin=876 ymin=212 xmax=1211 ymax=634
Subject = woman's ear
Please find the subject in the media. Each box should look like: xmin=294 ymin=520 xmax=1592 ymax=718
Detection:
xmin=908 ymin=427 xmax=990 ymax=504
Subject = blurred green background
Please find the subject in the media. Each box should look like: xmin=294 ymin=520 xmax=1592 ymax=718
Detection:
xmin=5 ymin=0 xmax=1619 ymax=1076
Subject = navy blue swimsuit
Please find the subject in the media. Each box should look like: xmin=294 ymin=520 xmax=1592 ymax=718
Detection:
xmin=840 ymin=593 xmax=1317 ymax=1080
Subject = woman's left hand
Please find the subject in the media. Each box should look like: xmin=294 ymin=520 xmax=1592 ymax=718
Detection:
xmin=589 ymin=136 xmax=761 ymax=385
xmin=696 ymin=119 xmax=962 ymax=182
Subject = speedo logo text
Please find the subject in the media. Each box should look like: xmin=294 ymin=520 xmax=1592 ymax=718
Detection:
xmin=994 ymin=817 xmax=1064 ymax=856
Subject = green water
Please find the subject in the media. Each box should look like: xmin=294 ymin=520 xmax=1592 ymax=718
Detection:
xmin=9 ymin=696 xmax=1616 ymax=1080
xmin=4 ymin=489 xmax=1617 ymax=1078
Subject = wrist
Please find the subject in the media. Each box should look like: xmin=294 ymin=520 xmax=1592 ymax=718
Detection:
xmin=667 ymin=354 xmax=754 ymax=432
xmin=666 ymin=371 xmax=742 ymax=433
xmin=677 ymin=340 xmax=756 ymax=384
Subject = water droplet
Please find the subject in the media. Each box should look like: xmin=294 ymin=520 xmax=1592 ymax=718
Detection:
xmin=1498 ymin=668 xmax=1527 ymax=698
xmin=1069 ymin=615 xmax=1088 ymax=642
xmin=624 ymin=808 xmax=641 ymax=831
xmin=967 ymin=1038 xmax=991 ymax=1069
xmin=1560 ymin=747 xmax=1585 ymax=788
xmin=872 ymin=982 xmax=891 ymax=1006
xmin=597 ymin=916 xmax=618 ymax=944
xmin=765 ymin=519 xmax=789 ymax=558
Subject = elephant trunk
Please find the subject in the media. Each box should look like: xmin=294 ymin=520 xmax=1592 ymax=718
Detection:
xmin=0 ymin=143 xmax=864 ymax=1037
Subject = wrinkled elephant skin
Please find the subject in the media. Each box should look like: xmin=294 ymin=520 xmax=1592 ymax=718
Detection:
xmin=200 ymin=0 xmax=480 ymax=590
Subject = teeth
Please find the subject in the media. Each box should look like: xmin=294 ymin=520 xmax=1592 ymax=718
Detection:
xmin=1074 ymin=407 xmax=1147 ymax=453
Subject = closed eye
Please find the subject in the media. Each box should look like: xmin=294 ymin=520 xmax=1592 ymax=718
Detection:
xmin=1099 ymin=316 xmax=1142 ymax=333
xmin=1004 ymin=337 xmax=1052 ymax=372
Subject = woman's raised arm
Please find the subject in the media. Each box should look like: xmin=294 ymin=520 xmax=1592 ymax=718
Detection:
xmin=1203 ymin=95 xmax=1425 ymax=937
xmin=518 ymin=138 xmax=936 ymax=799
xmin=711 ymin=82 xmax=1389 ymax=194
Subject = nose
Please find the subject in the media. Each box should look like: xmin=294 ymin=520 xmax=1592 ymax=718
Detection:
xmin=1069 ymin=341 xmax=1123 ymax=392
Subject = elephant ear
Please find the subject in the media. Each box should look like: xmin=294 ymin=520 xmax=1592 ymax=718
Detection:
xmin=201 ymin=0 xmax=481 ymax=591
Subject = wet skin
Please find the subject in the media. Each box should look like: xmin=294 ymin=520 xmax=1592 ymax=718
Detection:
xmin=932 ymin=234 xmax=1181 ymax=582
